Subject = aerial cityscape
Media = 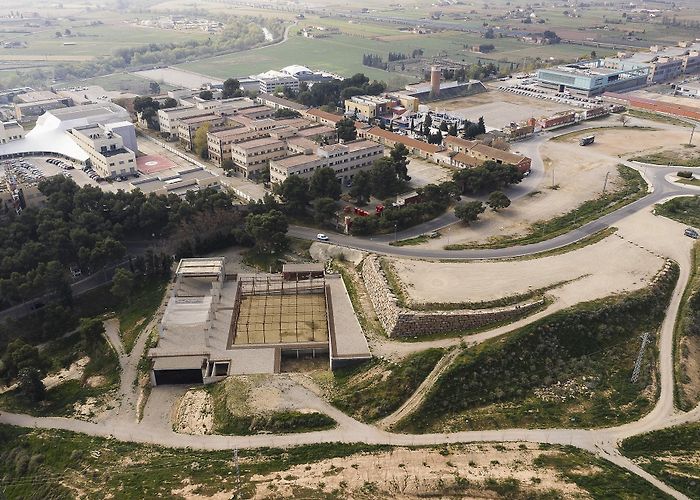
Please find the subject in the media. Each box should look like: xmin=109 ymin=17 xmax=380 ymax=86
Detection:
xmin=1 ymin=0 xmax=700 ymax=498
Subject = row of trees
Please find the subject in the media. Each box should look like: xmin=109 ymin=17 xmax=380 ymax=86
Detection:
xmin=362 ymin=53 xmax=388 ymax=70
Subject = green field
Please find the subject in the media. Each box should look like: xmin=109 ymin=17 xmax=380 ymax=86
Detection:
xmin=0 ymin=21 xmax=211 ymax=59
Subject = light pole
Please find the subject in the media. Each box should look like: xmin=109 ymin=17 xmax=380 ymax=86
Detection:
xmin=394 ymin=223 xmax=397 ymax=242
xmin=690 ymin=124 xmax=696 ymax=147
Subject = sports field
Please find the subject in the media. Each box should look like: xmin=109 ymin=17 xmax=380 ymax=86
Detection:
xmin=234 ymin=294 xmax=329 ymax=345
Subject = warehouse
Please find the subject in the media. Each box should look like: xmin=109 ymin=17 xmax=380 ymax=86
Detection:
xmin=537 ymin=61 xmax=648 ymax=96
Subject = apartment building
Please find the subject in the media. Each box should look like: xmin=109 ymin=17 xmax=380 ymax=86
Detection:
xmin=269 ymin=140 xmax=383 ymax=185
xmin=230 ymin=137 xmax=288 ymax=179
xmin=158 ymin=106 xmax=210 ymax=137
xmin=207 ymin=126 xmax=261 ymax=166
xmin=0 ymin=121 xmax=24 ymax=144
xmin=70 ymin=124 xmax=136 ymax=179
xmin=177 ymin=114 xmax=228 ymax=151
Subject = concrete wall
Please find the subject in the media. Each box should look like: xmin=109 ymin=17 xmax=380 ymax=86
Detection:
xmin=361 ymin=256 xmax=544 ymax=338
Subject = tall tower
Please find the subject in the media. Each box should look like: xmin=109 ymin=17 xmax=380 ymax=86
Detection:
xmin=430 ymin=66 xmax=441 ymax=97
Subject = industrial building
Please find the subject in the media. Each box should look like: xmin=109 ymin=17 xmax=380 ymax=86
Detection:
xmin=536 ymin=60 xmax=649 ymax=96
xmin=130 ymin=166 xmax=220 ymax=197
xmin=13 ymin=90 xmax=73 ymax=120
xmin=148 ymin=258 xmax=370 ymax=385
xmin=0 ymin=103 xmax=134 ymax=166
xmin=269 ymin=139 xmax=383 ymax=184
xmin=0 ymin=121 xmax=24 ymax=144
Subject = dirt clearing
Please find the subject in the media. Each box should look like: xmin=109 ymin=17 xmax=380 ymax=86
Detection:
xmin=250 ymin=443 xmax=585 ymax=499
xmin=390 ymin=229 xmax=663 ymax=307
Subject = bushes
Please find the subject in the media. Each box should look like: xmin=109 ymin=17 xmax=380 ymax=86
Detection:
xmin=656 ymin=196 xmax=700 ymax=227
xmin=330 ymin=349 xmax=444 ymax=422
xmin=398 ymin=263 xmax=679 ymax=432
xmin=677 ymin=171 xmax=694 ymax=179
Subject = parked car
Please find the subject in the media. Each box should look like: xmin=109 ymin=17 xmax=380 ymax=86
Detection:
xmin=684 ymin=228 xmax=699 ymax=239
xmin=316 ymin=233 xmax=329 ymax=242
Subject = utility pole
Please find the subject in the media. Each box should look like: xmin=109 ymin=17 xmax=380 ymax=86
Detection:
xmin=602 ymin=171 xmax=610 ymax=195
xmin=690 ymin=124 xmax=696 ymax=146
xmin=394 ymin=223 xmax=397 ymax=242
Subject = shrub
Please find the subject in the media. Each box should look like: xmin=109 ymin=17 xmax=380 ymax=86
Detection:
xmin=677 ymin=171 xmax=694 ymax=178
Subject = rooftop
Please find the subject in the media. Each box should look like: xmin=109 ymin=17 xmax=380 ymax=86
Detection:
xmin=272 ymin=153 xmax=321 ymax=169
xmin=258 ymin=93 xmax=308 ymax=111
xmin=232 ymin=136 xmax=285 ymax=150
xmin=364 ymin=127 xmax=443 ymax=154
xmin=306 ymin=108 xmax=343 ymax=124
xmin=176 ymin=257 xmax=225 ymax=277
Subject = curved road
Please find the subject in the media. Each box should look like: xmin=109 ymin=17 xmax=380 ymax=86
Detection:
xmin=3 ymin=122 xmax=700 ymax=499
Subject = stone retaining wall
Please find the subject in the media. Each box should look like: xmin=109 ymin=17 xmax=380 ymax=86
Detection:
xmin=361 ymin=256 xmax=545 ymax=338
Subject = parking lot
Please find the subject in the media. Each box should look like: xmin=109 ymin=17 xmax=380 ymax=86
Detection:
xmin=497 ymin=81 xmax=605 ymax=110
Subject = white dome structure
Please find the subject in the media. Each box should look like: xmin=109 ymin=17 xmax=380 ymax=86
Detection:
xmin=280 ymin=65 xmax=314 ymax=78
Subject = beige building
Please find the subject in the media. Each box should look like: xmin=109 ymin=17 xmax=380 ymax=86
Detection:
xmin=158 ymin=106 xmax=211 ymax=137
xmin=344 ymin=95 xmax=392 ymax=120
xmin=14 ymin=91 xmax=72 ymax=120
xmin=70 ymin=124 xmax=136 ymax=179
xmin=0 ymin=121 xmax=24 ymax=144
xmin=230 ymin=137 xmax=288 ymax=179
xmin=270 ymin=139 xmax=383 ymax=185
xmin=207 ymin=126 xmax=261 ymax=166
xmin=177 ymin=114 xmax=228 ymax=151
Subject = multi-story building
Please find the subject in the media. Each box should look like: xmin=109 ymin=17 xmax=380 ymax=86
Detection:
xmin=177 ymin=114 xmax=229 ymax=151
xmin=357 ymin=127 xmax=443 ymax=160
xmin=0 ymin=121 xmax=24 ymax=144
xmin=230 ymin=137 xmax=288 ymax=179
xmin=536 ymin=61 xmax=649 ymax=96
xmin=158 ymin=106 xmax=211 ymax=137
xmin=257 ymin=72 xmax=300 ymax=94
xmin=344 ymin=95 xmax=392 ymax=120
xmin=647 ymin=57 xmax=684 ymax=84
xmin=70 ymin=124 xmax=136 ymax=179
xmin=207 ymin=126 xmax=263 ymax=166
xmin=269 ymin=140 xmax=383 ymax=185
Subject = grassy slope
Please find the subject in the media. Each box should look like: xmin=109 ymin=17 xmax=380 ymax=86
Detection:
xmin=396 ymin=263 xmax=678 ymax=433
xmin=621 ymin=423 xmax=700 ymax=499
xmin=655 ymin=196 xmax=700 ymax=228
xmin=329 ymin=348 xmax=444 ymax=423
xmin=207 ymin=382 xmax=336 ymax=436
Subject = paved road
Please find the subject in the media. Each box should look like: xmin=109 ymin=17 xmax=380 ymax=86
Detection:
xmin=290 ymin=160 xmax=698 ymax=260
xmin=3 ymin=123 xmax=700 ymax=499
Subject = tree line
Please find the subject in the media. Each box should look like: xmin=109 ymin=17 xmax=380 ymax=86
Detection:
xmin=0 ymin=176 xmax=236 ymax=309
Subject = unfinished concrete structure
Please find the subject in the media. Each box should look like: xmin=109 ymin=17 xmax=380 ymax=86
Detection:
xmin=149 ymin=258 xmax=370 ymax=385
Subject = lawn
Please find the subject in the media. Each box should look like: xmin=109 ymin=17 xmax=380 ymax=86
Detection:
xmin=396 ymin=263 xmax=678 ymax=433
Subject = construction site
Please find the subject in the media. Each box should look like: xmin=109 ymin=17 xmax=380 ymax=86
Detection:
xmin=148 ymin=259 xmax=370 ymax=386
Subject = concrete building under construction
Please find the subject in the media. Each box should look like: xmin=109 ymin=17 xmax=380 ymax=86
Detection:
xmin=148 ymin=258 xmax=371 ymax=385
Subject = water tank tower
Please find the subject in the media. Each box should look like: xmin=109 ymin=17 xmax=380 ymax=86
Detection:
xmin=430 ymin=66 xmax=441 ymax=97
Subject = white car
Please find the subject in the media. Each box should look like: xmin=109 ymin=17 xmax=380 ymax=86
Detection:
xmin=316 ymin=233 xmax=329 ymax=242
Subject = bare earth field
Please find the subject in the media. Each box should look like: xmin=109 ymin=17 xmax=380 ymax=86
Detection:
xmin=250 ymin=443 xmax=585 ymax=499
xmin=419 ymin=122 xmax=692 ymax=249
xmin=390 ymin=231 xmax=663 ymax=307
xmin=391 ymin=204 xmax=694 ymax=311
xmin=437 ymin=90 xmax=575 ymax=129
